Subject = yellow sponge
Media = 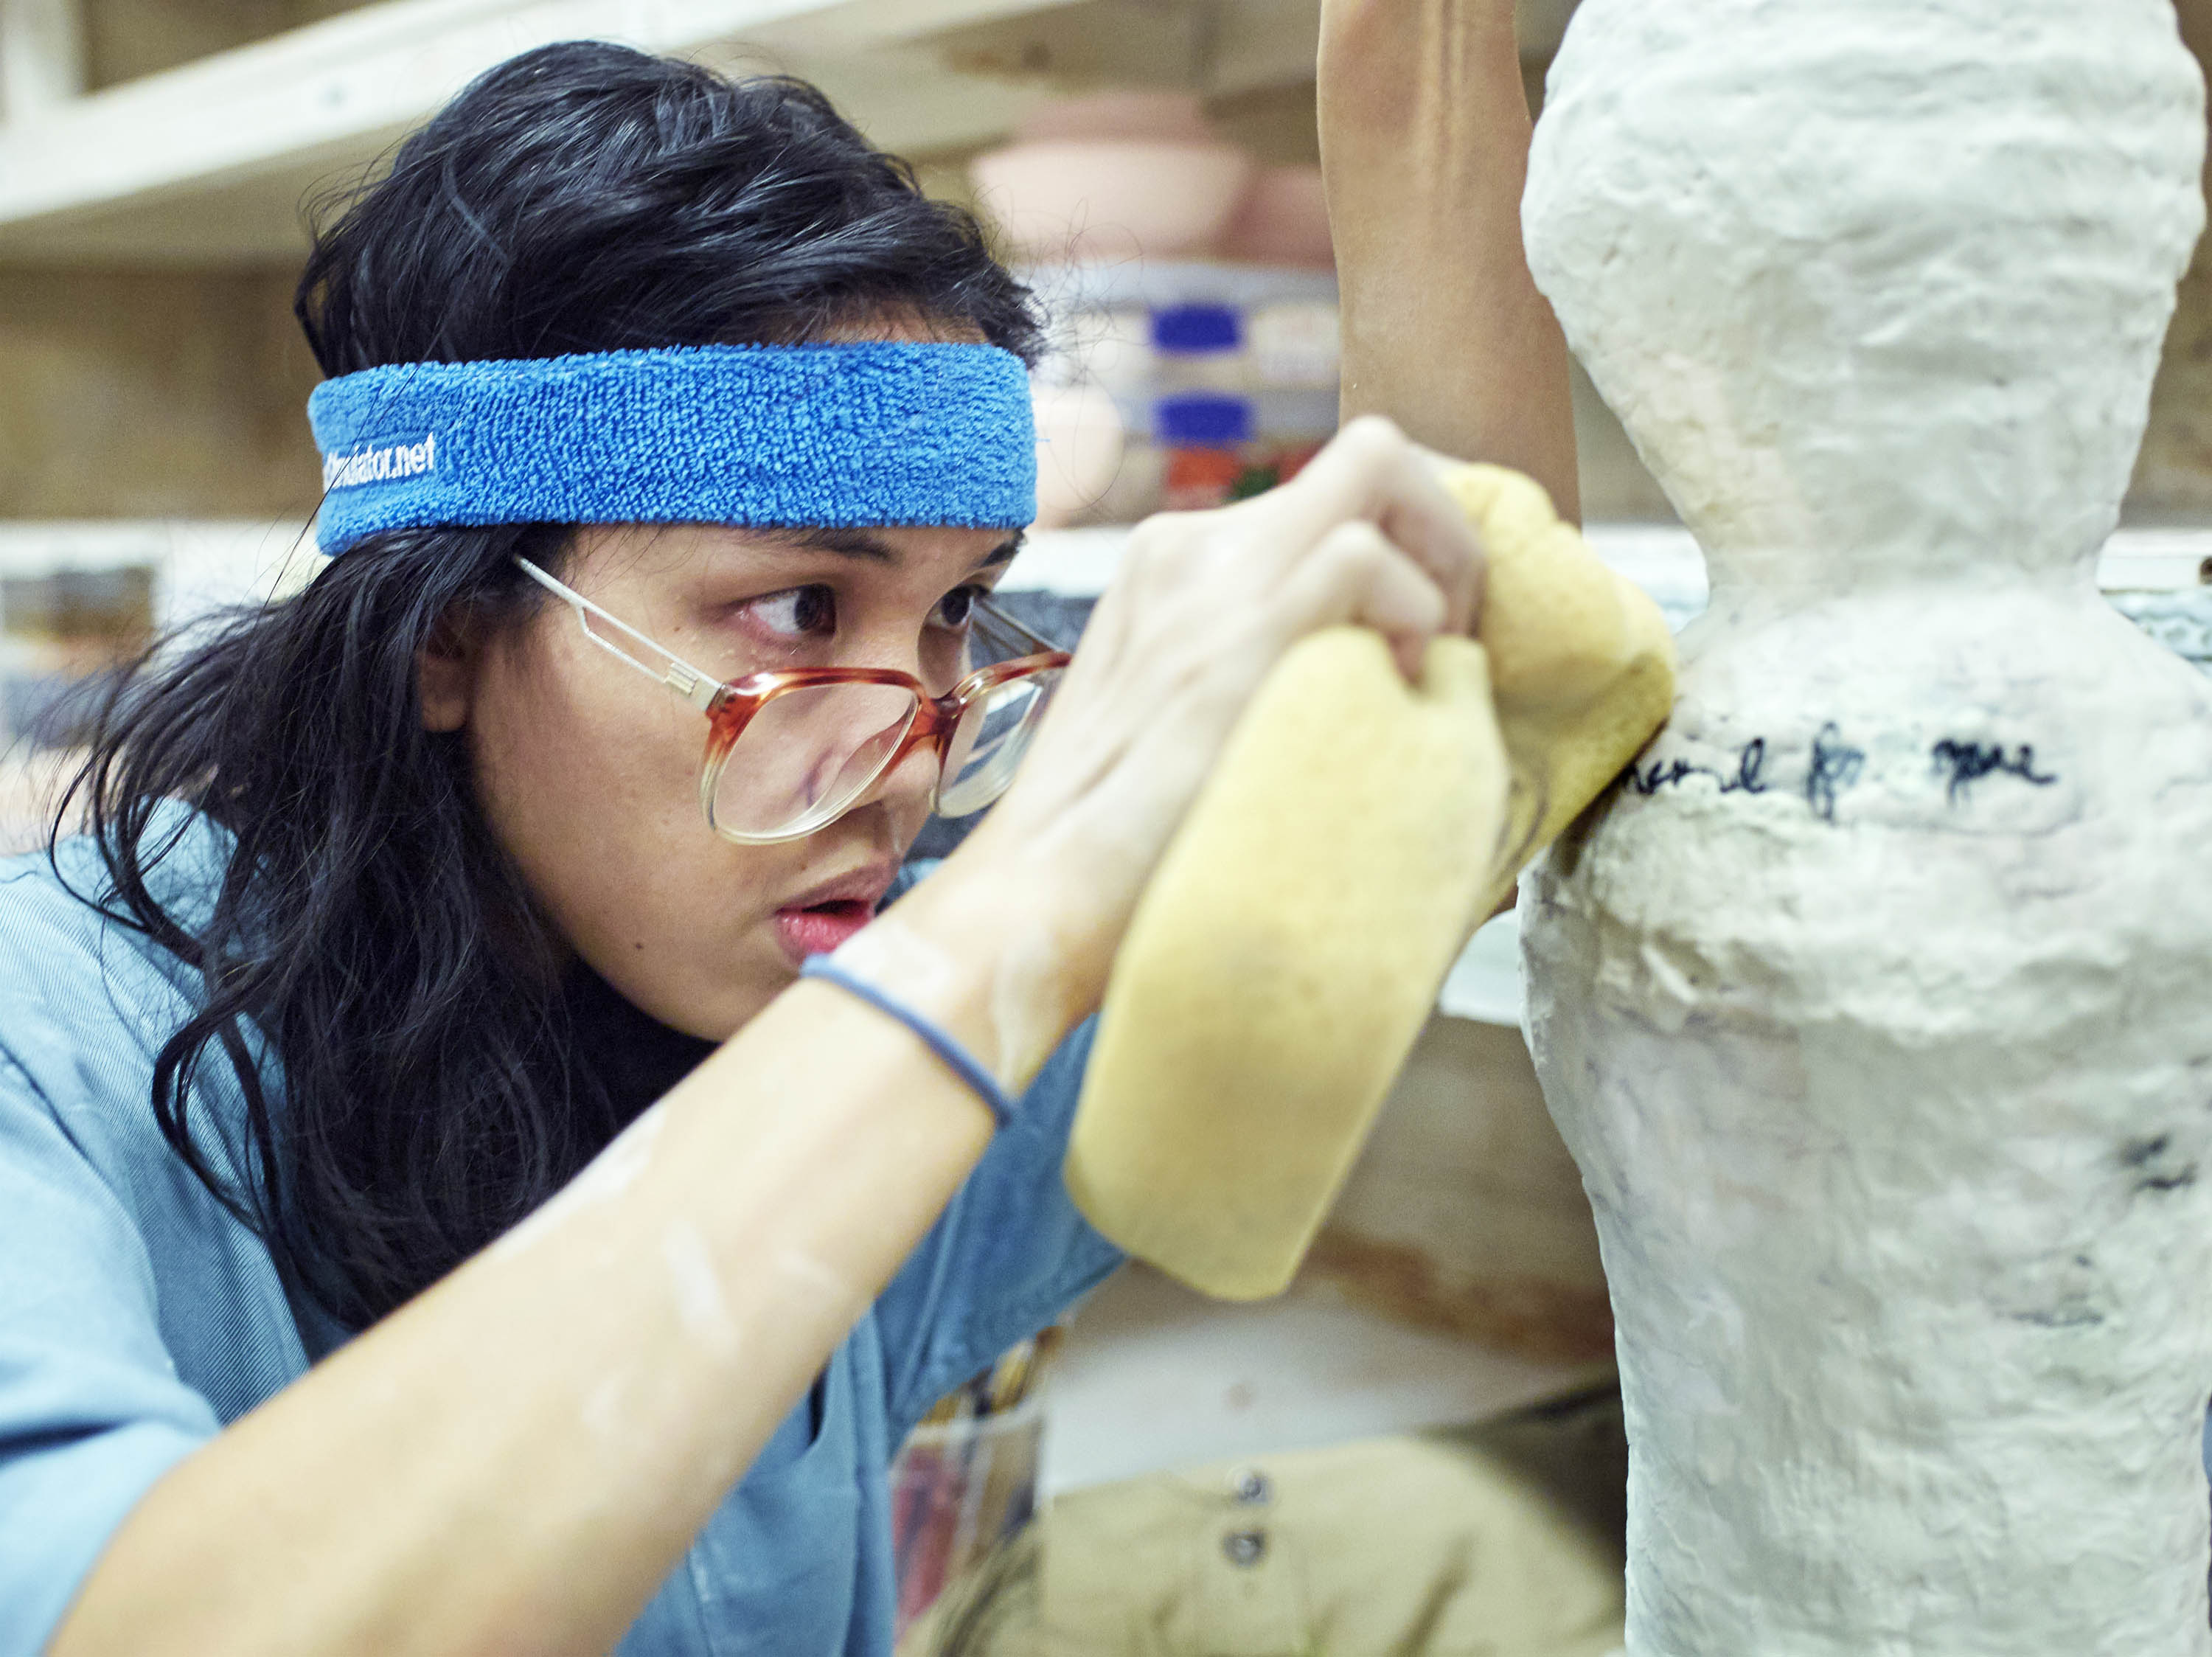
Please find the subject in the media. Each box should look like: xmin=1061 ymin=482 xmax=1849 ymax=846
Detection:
xmin=1064 ymin=628 xmax=1509 ymax=1299
xmin=1065 ymin=463 xmax=1676 ymax=1300
xmin=1446 ymin=463 xmax=1680 ymax=904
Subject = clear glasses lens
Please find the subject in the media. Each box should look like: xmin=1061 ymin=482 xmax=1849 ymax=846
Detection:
xmin=710 ymin=681 xmax=920 ymax=840
xmin=936 ymin=668 xmax=1062 ymax=818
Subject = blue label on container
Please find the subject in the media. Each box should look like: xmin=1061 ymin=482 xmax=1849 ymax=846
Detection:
xmin=1156 ymin=393 xmax=1253 ymax=447
xmin=1150 ymin=304 xmax=1242 ymax=355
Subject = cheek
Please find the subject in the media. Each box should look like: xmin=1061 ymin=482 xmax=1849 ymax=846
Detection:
xmin=466 ymin=642 xmax=794 ymax=1037
xmin=470 ymin=640 xmax=695 ymax=860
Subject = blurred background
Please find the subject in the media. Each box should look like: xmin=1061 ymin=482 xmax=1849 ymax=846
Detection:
xmin=4 ymin=0 xmax=2211 ymax=760
xmin=6 ymin=1 xmax=2211 ymax=765
xmin=3 ymin=2 xmax=2209 ymax=1650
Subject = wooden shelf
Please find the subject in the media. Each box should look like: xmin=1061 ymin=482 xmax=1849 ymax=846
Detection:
xmin=1040 ymin=1262 xmax=1610 ymax=1495
xmin=0 ymin=0 xmax=1329 ymax=264
xmin=1007 ymin=522 xmax=2212 ymax=607
xmin=0 ymin=519 xmax=315 ymax=621
xmin=19 ymin=513 xmax=2199 ymax=1026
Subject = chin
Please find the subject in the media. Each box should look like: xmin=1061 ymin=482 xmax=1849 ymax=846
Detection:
xmin=606 ymin=929 xmax=794 ymax=1044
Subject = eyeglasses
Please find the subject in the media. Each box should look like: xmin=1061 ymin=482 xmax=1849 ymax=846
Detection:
xmin=515 ymin=557 xmax=1072 ymax=844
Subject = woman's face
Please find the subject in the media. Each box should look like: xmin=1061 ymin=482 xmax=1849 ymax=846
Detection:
xmin=425 ymin=515 xmax=1020 ymax=1040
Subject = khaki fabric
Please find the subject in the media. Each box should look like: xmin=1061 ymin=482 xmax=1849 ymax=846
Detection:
xmin=904 ymin=1389 xmax=1627 ymax=1657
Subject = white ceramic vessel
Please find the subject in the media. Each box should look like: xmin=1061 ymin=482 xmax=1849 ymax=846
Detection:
xmin=1518 ymin=1 xmax=2212 ymax=1650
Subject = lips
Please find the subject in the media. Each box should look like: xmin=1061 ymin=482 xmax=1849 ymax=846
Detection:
xmin=773 ymin=863 xmax=897 ymax=967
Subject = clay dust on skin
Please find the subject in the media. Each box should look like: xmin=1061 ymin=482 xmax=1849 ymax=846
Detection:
xmin=1519 ymin=1 xmax=2212 ymax=1650
xmin=580 ymin=1372 xmax=633 ymax=1447
xmin=769 ymin=1243 xmax=861 ymax=1316
xmin=830 ymin=917 xmax=957 ymax=1009
xmin=660 ymin=1218 xmax=742 ymax=1359
xmin=832 ymin=913 xmax=1020 ymax=1087
xmin=835 ymin=903 xmax=1064 ymax=1094
xmin=473 ymin=1108 xmax=709 ymax=1463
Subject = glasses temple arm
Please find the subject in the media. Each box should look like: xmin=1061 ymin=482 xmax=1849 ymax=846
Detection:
xmin=515 ymin=556 xmax=721 ymax=711
xmin=976 ymin=595 xmax=1065 ymax=656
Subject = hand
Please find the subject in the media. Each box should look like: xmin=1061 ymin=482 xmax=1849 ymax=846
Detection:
xmin=947 ymin=417 xmax=1485 ymax=1053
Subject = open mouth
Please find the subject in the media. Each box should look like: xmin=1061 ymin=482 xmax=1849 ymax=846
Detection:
xmin=773 ymin=897 xmax=877 ymax=965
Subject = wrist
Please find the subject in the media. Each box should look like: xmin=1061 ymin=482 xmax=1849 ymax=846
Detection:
xmin=859 ymin=831 xmax=1102 ymax=1093
xmin=799 ymin=955 xmax=1019 ymax=1128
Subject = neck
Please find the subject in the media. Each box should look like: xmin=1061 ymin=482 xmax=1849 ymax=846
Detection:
xmin=563 ymin=962 xmax=717 ymax=1124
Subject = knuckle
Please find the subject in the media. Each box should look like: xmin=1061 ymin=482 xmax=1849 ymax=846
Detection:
xmin=1335 ymin=413 xmax=1406 ymax=460
xmin=1124 ymin=512 xmax=1176 ymax=555
xmin=1123 ymin=515 xmax=1192 ymax=578
xmin=1318 ymin=519 xmax=1392 ymax=566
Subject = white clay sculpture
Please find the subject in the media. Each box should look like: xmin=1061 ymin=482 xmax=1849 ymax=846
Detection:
xmin=1519 ymin=0 xmax=2212 ymax=1650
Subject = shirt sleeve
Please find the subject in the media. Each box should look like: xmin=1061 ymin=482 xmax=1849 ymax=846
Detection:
xmin=873 ymin=1015 xmax=1125 ymax=1442
xmin=0 ymin=1047 xmax=216 ymax=1657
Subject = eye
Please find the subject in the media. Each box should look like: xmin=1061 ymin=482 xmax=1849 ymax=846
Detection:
xmin=931 ymin=585 xmax=986 ymax=631
xmin=745 ymin=584 xmax=837 ymax=640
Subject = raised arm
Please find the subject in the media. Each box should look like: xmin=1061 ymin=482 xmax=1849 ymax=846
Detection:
xmin=47 ymin=420 xmax=1480 ymax=1657
xmin=1320 ymin=0 xmax=1581 ymax=521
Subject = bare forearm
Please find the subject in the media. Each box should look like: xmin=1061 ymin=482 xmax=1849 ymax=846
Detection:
xmin=50 ymin=867 xmax=1049 ymax=1657
xmin=1321 ymin=0 xmax=1580 ymax=519
xmin=45 ymin=413 xmax=1491 ymax=1657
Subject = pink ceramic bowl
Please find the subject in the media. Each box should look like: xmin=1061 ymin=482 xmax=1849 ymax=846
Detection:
xmin=1030 ymin=383 xmax=1127 ymax=529
xmin=1015 ymin=91 xmax=1216 ymax=145
xmin=970 ymin=139 xmax=1256 ymax=264
xmin=1220 ymin=164 xmax=1335 ymax=268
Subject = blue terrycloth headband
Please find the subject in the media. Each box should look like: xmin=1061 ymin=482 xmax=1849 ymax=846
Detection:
xmin=307 ymin=341 xmax=1037 ymax=555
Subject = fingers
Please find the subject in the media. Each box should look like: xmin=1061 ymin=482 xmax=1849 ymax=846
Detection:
xmin=1411 ymin=440 xmax=1487 ymax=626
xmin=1068 ymin=417 xmax=1481 ymax=719
xmin=1253 ymin=415 xmax=1486 ymax=637
xmin=1279 ymin=520 xmax=1450 ymax=682
xmin=1055 ymin=510 xmax=1206 ymax=687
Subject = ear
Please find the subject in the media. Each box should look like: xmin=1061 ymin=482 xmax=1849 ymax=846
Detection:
xmin=417 ymin=610 xmax=479 ymax=733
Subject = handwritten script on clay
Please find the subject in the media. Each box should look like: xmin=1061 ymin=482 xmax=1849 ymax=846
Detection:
xmin=1518 ymin=0 xmax=2212 ymax=1650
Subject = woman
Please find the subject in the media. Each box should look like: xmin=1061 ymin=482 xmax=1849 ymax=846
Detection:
xmin=3 ymin=6 xmax=1573 ymax=1653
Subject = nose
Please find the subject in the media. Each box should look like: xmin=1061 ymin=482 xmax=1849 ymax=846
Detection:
xmin=813 ymin=619 xmax=961 ymax=839
xmin=838 ymin=737 xmax=942 ymax=849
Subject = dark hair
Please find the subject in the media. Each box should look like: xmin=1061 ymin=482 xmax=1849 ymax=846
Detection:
xmin=60 ymin=42 xmax=1041 ymax=1329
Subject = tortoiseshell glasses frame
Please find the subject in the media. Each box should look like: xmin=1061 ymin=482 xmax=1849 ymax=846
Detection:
xmin=515 ymin=557 xmax=1072 ymax=844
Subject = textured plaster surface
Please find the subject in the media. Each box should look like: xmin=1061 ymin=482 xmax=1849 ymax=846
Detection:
xmin=1518 ymin=1 xmax=2212 ymax=1650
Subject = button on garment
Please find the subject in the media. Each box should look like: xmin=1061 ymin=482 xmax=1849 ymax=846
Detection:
xmin=0 ymin=815 xmax=1121 ymax=1657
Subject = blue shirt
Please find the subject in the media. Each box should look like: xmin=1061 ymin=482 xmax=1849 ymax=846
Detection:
xmin=0 ymin=819 xmax=1121 ymax=1656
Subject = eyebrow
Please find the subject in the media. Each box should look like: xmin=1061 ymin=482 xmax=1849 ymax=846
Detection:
xmin=976 ymin=531 xmax=1026 ymax=571
xmin=757 ymin=525 xmax=1026 ymax=572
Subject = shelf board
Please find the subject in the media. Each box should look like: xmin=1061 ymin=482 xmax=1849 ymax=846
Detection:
xmin=0 ymin=520 xmax=318 ymax=622
xmin=0 ymin=0 xmax=1337 ymax=265
xmin=0 ymin=0 xmax=1085 ymax=262
xmin=1041 ymin=1262 xmax=1610 ymax=1496
xmin=10 ymin=512 xmax=2205 ymax=1031
xmin=1008 ymin=523 xmax=2212 ymax=605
